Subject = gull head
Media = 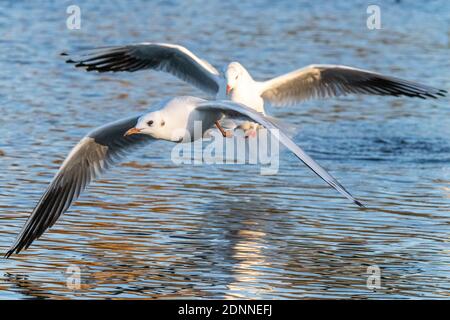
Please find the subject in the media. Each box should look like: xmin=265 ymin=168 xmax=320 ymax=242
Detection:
xmin=224 ymin=62 xmax=250 ymax=95
xmin=124 ymin=110 xmax=169 ymax=139
xmin=124 ymin=96 xmax=200 ymax=143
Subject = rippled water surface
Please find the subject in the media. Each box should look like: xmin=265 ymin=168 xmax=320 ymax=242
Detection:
xmin=0 ymin=0 xmax=449 ymax=299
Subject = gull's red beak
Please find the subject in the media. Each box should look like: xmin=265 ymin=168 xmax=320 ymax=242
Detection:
xmin=226 ymin=85 xmax=232 ymax=95
xmin=124 ymin=127 xmax=141 ymax=137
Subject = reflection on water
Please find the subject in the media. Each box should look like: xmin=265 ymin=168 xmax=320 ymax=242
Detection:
xmin=0 ymin=0 xmax=449 ymax=299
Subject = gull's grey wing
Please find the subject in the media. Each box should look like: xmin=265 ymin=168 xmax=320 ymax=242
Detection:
xmin=63 ymin=42 xmax=221 ymax=95
xmin=5 ymin=116 xmax=153 ymax=258
xmin=197 ymin=101 xmax=364 ymax=208
xmin=260 ymin=64 xmax=447 ymax=106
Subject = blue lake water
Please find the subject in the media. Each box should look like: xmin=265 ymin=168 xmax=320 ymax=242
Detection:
xmin=0 ymin=0 xmax=449 ymax=299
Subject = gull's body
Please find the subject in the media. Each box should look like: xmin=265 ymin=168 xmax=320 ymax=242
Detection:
xmin=139 ymin=96 xmax=220 ymax=142
xmin=215 ymin=63 xmax=266 ymax=113
xmin=6 ymin=96 xmax=363 ymax=257
xmin=65 ymin=42 xmax=447 ymax=117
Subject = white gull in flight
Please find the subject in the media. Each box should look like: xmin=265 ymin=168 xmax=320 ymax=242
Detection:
xmin=63 ymin=42 xmax=447 ymax=116
xmin=6 ymin=96 xmax=364 ymax=257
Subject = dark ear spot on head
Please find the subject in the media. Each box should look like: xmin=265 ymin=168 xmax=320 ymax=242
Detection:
xmin=161 ymin=120 xmax=165 ymax=127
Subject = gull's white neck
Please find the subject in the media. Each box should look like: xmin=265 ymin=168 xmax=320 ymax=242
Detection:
xmin=218 ymin=66 xmax=266 ymax=114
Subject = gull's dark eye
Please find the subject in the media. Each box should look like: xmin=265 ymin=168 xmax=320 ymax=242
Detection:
xmin=161 ymin=120 xmax=165 ymax=127
xmin=235 ymin=75 xmax=238 ymax=80
xmin=147 ymin=120 xmax=153 ymax=126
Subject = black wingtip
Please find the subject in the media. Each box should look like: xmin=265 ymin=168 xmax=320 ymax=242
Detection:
xmin=4 ymin=248 xmax=15 ymax=259
xmin=355 ymin=200 xmax=365 ymax=208
xmin=60 ymin=52 xmax=68 ymax=56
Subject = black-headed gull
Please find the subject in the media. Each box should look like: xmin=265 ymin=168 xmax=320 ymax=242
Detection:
xmin=6 ymin=96 xmax=363 ymax=257
xmin=63 ymin=42 xmax=447 ymax=116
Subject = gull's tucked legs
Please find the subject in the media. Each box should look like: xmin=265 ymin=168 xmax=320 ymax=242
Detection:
xmin=215 ymin=120 xmax=233 ymax=138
